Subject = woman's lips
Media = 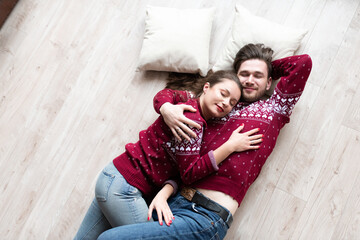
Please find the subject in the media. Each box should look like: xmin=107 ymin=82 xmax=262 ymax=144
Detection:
xmin=216 ymin=104 xmax=224 ymax=112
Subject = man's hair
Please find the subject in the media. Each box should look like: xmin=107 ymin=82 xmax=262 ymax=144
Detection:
xmin=233 ymin=43 xmax=274 ymax=78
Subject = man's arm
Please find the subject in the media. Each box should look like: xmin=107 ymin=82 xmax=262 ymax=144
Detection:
xmin=153 ymin=88 xmax=190 ymax=113
xmin=153 ymin=89 xmax=201 ymax=141
xmin=270 ymin=54 xmax=312 ymax=118
xmin=272 ymin=54 xmax=312 ymax=96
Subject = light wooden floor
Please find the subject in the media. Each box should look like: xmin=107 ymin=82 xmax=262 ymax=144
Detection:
xmin=0 ymin=0 xmax=359 ymax=239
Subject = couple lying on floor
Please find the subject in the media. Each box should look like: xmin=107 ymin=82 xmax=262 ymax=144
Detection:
xmin=74 ymin=43 xmax=312 ymax=240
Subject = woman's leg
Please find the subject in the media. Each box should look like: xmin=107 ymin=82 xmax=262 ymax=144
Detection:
xmin=73 ymin=198 xmax=111 ymax=240
xmin=95 ymin=161 xmax=149 ymax=226
xmin=97 ymin=193 xmax=230 ymax=240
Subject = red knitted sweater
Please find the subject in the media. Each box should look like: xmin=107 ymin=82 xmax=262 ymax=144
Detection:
xmin=113 ymin=97 xmax=218 ymax=199
xmin=153 ymin=54 xmax=312 ymax=206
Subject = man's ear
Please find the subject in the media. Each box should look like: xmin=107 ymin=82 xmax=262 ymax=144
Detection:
xmin=266 ymin=77 xmax=272 ymax=91
xmin=203 ymin=82 xmax=210 ymax=93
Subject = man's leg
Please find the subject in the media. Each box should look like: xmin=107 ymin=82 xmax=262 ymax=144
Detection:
xmin=97 ymin=193 xmax=229 ymax=240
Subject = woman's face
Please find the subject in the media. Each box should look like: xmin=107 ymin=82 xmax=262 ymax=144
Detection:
xmin=200 ymin=78 xmax=241 ymax=120
xmin=237 ymin=59 xmax=272 ymax=103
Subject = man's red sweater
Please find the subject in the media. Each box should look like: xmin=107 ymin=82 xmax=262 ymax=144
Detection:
xmin=153 ymin=54 xmax=312 ymax=206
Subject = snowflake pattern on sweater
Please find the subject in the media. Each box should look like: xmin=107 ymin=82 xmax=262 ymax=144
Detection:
xmin=113 ymin=98 xmax=217 ymax=198
xmin=165 ymin=125 xmax=203 ymax=157
xmin=153 ymin=54 xmax=313 ymax=205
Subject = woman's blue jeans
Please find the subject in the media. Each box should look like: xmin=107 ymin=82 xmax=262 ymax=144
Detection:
xmin=97 ymin=192 xmax=231 ymax=240
xmin=74 ymin=162 xmax=149 ymax=240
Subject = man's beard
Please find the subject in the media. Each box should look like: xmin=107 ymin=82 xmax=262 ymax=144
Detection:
xmin=241 ymin=86 xmax=267 ymax=103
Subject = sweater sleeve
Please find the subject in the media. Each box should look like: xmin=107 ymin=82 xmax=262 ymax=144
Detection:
xmin=272 ymin=54 xmax=312 ymax=96
xmin=174 ymin=125 xmax=219 ymax=185
xmin=153 ymin=89 xmax=191 ymax=114
xmin=162 ymin=179 xmax=179 ymax=196
xmin=270 ymin=54 xmax=312 ymax=118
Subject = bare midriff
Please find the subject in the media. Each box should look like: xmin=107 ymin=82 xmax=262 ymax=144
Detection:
xmin=196 ymin=188 xmax=238 ymax=215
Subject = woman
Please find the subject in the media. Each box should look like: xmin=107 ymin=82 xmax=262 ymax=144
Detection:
xmin=74 ymin=70 xmax=263 ymax=239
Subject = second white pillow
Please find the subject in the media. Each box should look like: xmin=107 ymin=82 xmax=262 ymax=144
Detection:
xmin=213 ymin=4 xmax=308 ymax=72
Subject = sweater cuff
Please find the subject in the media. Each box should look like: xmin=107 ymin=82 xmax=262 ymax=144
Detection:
xmin=208 ymin=150 xmax=219 ymax=171
xmin=163 ymin=180 xmax=178 ymax=195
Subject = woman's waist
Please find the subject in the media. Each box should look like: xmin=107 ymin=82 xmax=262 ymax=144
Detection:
xmin=195 ymin=188 xmax=238 ymax=215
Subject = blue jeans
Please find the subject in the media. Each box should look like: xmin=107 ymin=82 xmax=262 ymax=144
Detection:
xmin=74 ymin=162 xmax=149 ymax=240
xmin=97 ymin=192 xmax=231 ymax=240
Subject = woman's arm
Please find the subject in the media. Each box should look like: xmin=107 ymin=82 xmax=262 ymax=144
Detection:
xmin=147 ymin=183 xmax=175 ymax=226
xmin=177 ymin=124 xmax=263 ymax=184
xmin=213 ymin=124 xmax=263 ymax=165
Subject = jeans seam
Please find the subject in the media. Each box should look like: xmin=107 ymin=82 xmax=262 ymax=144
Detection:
xmin=80 ymin=216 xmax=106 ymax=240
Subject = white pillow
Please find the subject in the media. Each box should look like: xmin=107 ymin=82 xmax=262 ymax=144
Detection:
xmin=138 ymin=6 xmax=215 ymax=76
xmin=212 ymin=4 xmax=308 ymax=72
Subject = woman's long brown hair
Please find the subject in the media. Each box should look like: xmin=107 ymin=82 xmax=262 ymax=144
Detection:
xmin=165 ymin=70 xmax=241 ymax=97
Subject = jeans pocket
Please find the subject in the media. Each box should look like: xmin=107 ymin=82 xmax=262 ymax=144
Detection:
xmin=192 ymin=203 xmax=214 ymax=223
xmin=95 ymin=170 xmax=115 ymax=202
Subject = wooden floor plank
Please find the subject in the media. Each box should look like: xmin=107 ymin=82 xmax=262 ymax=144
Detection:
xmin=1 ymin=0 xmax=360 ymax=239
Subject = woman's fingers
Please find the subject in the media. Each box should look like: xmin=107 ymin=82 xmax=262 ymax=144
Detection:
xmin=156 ymin=208 xmax=164 ymax=226
xmin=244 ymin=128 xmax=260 ymax=136
xmin=250 ymin=138 xmax=263 ymax=145
xmin=147 ymin=203 xmax=154 ymax=221
xmin=249 ymin=134 xmax=263 ymax=141
xmin=233 ymin=124 xmax=245 ymax=133
xmin=163 ymin=205 xmax=174 ymax=226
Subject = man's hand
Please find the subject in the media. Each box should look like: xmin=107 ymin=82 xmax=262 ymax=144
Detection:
xmin=160 ymin=102 xmax=201 ymax=141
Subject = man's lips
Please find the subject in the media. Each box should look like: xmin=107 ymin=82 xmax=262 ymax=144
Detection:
xmin=243 ymin=87 xmax=256 ymax=92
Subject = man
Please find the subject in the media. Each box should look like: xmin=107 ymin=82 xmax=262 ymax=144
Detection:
xmin=98 ymin=44 xmax=312 ymax=240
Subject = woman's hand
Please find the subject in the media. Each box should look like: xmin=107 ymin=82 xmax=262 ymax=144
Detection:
xmin=227 ymin=124 xmax=263 ymax=152
xmin=160 ymin=102 xmax=201 ymax=141
xmin=147 ymin=184 xmax=174 ymax=226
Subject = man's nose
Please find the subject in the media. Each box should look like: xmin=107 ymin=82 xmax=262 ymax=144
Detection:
xmin=246 ymin=75 xmax=255 ymax=84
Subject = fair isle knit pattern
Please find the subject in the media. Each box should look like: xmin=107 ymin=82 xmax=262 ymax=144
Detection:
xmin=153 ymin=54 xmax=312 ymax=205
xmin=164 ymin=125 xmax=203 ymax=157
xmin=113 ymin=98 xmax=217 ymax=199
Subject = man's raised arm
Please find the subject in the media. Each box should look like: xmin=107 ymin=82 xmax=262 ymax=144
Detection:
xmin=272 ymin=54 xmax=312 ymax=96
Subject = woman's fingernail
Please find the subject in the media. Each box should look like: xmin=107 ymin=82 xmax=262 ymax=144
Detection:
xmin=241 ymin=123 xmax=244 ymax=127
xmin=160 ymin=222 xmax=163 ymax=226
xmin=173 ymin=216 xmax=175 ymax=220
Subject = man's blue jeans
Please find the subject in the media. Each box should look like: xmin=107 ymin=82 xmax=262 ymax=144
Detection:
xmin=74 ymin=162 xmax=149 ymax=240
xmin=97 ymin=192 xmax=231 ymax=240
